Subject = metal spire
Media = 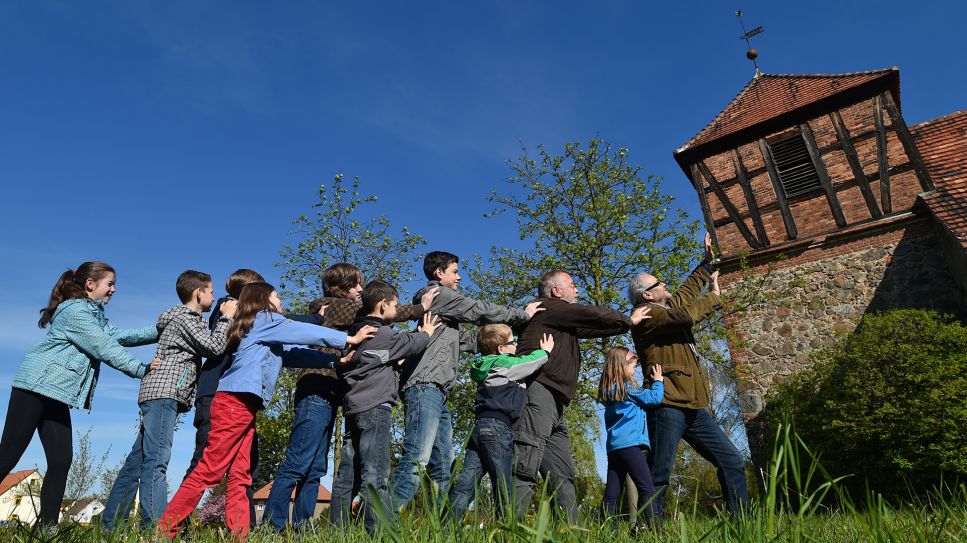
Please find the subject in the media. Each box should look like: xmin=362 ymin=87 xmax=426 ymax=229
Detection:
xmin=736 ymin=10 xmax=764 ymax=76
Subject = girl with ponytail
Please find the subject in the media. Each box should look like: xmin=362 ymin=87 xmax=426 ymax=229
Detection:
xmin=0 ymin=262 xmax=161 ymax=526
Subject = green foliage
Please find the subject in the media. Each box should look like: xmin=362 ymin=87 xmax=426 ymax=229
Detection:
xmin=277 ymin=173 xmax=426 ymax=309
xmin=761 ymin=309 xmax=967 ymax=501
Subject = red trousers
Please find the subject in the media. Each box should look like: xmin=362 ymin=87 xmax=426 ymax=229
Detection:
xmin=158 ymin=392 xmax=259 ymax=540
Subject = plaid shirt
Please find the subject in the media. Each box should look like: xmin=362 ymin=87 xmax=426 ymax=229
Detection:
xmin=138 ymin=305 xmax=230 ymax=411
xmin=297 ymin=297 xmax=425 ymax=381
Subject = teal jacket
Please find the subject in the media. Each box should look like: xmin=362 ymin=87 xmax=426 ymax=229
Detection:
xmin=12 ymin=298 xmax=158 ymax=409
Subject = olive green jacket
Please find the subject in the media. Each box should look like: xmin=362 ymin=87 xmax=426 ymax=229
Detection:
xmin=631 ymin=263 xmax=720 ymax=410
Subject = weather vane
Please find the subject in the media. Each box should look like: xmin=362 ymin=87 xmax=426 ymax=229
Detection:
xmin=736 ymin=10 xmax=764 ymax=75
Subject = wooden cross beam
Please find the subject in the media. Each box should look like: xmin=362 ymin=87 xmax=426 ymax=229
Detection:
xmin=730 ymin=149 xmax=771 ymax=246
xmin=758 ymin=138 xmax=799 ymax=240
xmin=799 ymin=122 xmax=847 ymax=227
xmin=829 ymin=110 xmax=883 ymax=219
xmin=880 ymin=92 xmax=935 ymax=192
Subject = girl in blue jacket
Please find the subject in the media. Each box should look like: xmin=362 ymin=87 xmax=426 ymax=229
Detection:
xmin=0 ymin=261 xmax=160 ymax=526
xmin=598 ymin=346 xmax=664 ymax=528
xmin=159 ymin=282 xmax=375 ymax=540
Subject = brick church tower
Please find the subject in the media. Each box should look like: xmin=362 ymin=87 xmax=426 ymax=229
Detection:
xmin=673 ymin=67 xmax=967 ymax=462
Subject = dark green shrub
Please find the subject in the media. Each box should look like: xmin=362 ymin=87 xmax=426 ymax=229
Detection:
xmin=761 ymin=309 xmax=967 ymax=501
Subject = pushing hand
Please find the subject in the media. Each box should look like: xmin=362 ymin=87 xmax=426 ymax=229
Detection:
xmin=420 ymin=312 xmax=441 ymax=337
xmin=539 ymin=333 xmax=555 ymax=353
xmin=630 ymin=305 xmax=651 ymax=326
xmin=524 ymin=301 xmax=544 ymax=319
xmin=420 ymin=287 xmax=440 ymax=312
xmin=219 ymin=299 xmax=238 ymax=319
xmin=650 ymin=364 xmax=664 ymax=382
xmin=347 ymin=325 xmax=377 ymax=345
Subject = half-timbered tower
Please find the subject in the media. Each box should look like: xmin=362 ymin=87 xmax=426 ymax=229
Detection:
xmin=673 ymin=67 xmax=967 ymax=462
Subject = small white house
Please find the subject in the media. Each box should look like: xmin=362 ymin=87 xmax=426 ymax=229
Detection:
xmin=64 ymin=497 xmax=105 ymax=525
xmin=0 ymin=469 xmax=43 ymax=525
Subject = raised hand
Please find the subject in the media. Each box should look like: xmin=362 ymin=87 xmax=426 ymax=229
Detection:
xmin=710 ymin=271 xmax=721 ymax=296
xmin=539 ymin=332 xmax=555 ymax=353
xmin=630 ymin=305 xmax=652 ymax=326
xmin=704 ymin=232 xmax=714 ymax=262
xmin=650 ymin=364 xmax=664 ymax=382
xmin=421 ymin=287 xmax=440 ymax=312
xmin=219 ymin=299 xmax=238 ymax=319
xmin=420 ymin=312 xmax=441 ymax=337
xmin=524 ymin=301 xmax=544 ymax=320
xmin=347 ymin=325 xmax=378 ymax=345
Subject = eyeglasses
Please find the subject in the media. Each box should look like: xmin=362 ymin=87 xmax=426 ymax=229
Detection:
xmin=643 ymin=280 xmax=664 ymax=292
xmin=503 ymin=339 xmax=518 ymax=346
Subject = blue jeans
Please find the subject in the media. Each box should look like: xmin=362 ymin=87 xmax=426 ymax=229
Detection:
xmin=329 ymin=406 xmax=392 ymax=532
xmin=390 ymin=384 xmax=453 ymax=510
xmin=447 ymin=417 xmax=515 ymax=521
xmin=647 ymin=406 xmax=750 ymax=517
xmin=101 ymin=399 xmax=179 ymax=531
xmin=265 ymin=393 xmax=335 ymax=530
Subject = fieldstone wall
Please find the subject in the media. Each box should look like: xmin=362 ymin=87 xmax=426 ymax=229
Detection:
xmin=722 ymin=219 xmax=965 ymax=465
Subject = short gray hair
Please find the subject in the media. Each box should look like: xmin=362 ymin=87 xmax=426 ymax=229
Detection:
xmin=628 ymin=274 xmax=650 ymax=305
xmin=538 ymin=270 xmax=568 ymax=298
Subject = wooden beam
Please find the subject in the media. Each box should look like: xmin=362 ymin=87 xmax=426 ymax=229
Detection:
xmin=880 ymin=91 xmax=935 ymax=191
xmin=872 ymin=95 xmax=892 ymax=213
xmin=799 ymin=122 xmax=847 ymax=227
xmin=687 ymin=163 xmax=720 ymax=250
xmin=696 ymin=161 xmax=761 ymax=249
xmin=730 ymin=149 xmax=770 ymax=246
xmin=828 ymin=110 xmax=883 ymax=219
xmin=758 ymin=138 xmax=798 ymax=240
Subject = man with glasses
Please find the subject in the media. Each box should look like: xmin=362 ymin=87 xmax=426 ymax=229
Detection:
xmin=628 ymin=233 xmax=750 ymax=518
xmin=512 ymin=270 xmax=651 ymax=522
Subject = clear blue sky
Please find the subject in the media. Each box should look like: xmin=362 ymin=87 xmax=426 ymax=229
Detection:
xmin=1 ymin=1 xmax=964 ymax=495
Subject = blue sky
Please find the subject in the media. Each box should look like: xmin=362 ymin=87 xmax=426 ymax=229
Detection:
xmin=1 ymin=1 xmax=964 ymax=496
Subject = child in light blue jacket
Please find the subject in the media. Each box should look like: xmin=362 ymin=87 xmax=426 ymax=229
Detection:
xmin=598 ymin=346 xmax=664 ymax=529
xmin=159 ymin=281 xmax=375 ymax=540
xmin=0 ymin=262 xmax=160 ymax=526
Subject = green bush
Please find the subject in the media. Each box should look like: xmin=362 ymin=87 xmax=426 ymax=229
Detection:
xmin=761 ymin=309 xmax=967 ymax=501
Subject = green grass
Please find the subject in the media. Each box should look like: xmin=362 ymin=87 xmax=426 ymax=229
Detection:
xmin=3 ymin=425 xmax=966 ymax=542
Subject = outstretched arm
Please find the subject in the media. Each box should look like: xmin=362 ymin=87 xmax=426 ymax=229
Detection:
xmin=66 ymin=310 xmax=148 ymax=378
xmin=432 ymin=288 xmax=529 ymax=326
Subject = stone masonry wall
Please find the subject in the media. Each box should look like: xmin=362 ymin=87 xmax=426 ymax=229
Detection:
xmin=720 ymin=217 xmax=964 ymax=464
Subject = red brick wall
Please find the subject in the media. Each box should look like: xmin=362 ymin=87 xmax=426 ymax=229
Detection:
xmin=698 ymin=95 xmax=925 ymax=257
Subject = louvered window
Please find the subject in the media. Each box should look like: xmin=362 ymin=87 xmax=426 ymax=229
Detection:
xmin=770 ymin=134 xmax=822 ymax=199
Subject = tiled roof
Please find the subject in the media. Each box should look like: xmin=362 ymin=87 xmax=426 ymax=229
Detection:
xmin=252 ymin=480 xmax=331 ymax=501
xmin=64 ymin=497 xmax=97 ymax=517
xmin=677 ymin=68 xmax=898 ymax=153
xmin=913 ymin=109 xmax=967 ymax=250
xmin=0 ymin=469 xmax=37 ymax=496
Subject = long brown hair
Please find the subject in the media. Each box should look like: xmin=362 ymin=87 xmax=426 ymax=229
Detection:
xmin=38 ymin=262 xmax=115 ymax=328
xmin=226 ymin=282 xmax=279 ymax=351
xmin=598 ymin=346 xmax=637 ymax=403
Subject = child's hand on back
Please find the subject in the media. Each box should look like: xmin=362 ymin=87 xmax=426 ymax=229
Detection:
xmin=420 ymin=312 xmax=440 ymax=337
xmin=630 ymin=305 xmax=651 ymax=325
xmin=420 ymin=287 xmax=440 ymax=312
xmin=539 ymin=333 xmax=555 ymax=353
xmin=317 ymin=304 xmax=329 ymax=317
xmin=220 ymin=299 xmax=238 ymax=319
xmin=650 ymin=364 xmax=664 ymax=382
xmin=148 ymin=358 xmax=163 ymax=371
xmin=524 ymin=301 xmax=544 ymax=320
xmin=347 ymin=325 xmax=377 ymax=345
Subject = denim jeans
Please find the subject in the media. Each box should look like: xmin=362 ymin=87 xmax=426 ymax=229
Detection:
xmin=390 ymin=384 xmax=453 ymax=510
xmin=512 ymin=381 xmax=578 ymax=523
xmin=647 ymin=405 xmax=750 ymax=517
xmin=329 ymin=406 xmax=392 ymax=532
xmin=265 ymin=393 xmax=336 ymax=530
xmin=102 ymin=399 xmax=179 ymax=531
xmin=447 ymin=417 xmax=515 ymax=521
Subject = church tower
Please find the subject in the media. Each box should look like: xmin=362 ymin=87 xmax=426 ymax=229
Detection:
xmin=673 ymin=67 xmax=967 ymax=462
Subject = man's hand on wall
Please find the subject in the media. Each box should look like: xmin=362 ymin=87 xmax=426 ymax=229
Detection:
xmin=710 ymin=271 xmax=721 ymax=296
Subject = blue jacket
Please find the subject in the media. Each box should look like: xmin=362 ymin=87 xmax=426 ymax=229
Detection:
xmin=217 ymin=310 xmax=346 ymax=408
xmin=12 ymin=298 xmax=158 ymax=409
xmin=196 ymin=297 xmax=325 ymax=401
xmin=601 ymin=380 xmax=664 ymax=452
